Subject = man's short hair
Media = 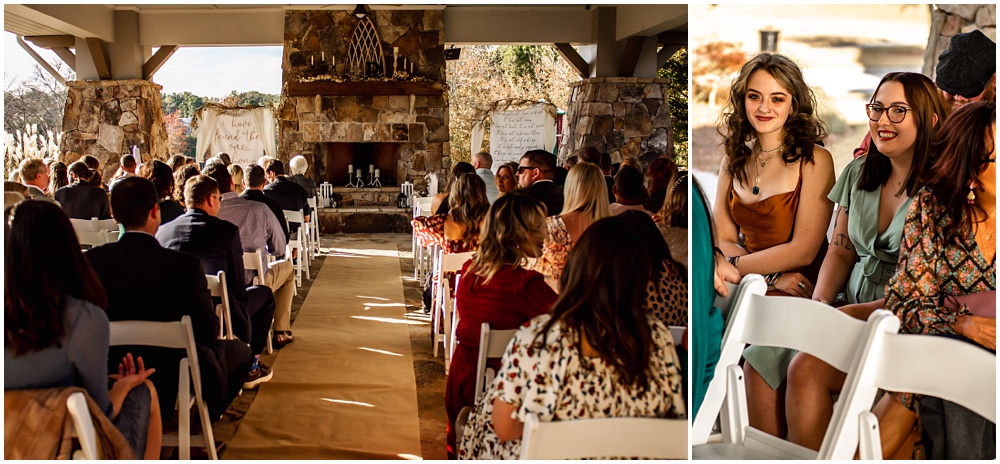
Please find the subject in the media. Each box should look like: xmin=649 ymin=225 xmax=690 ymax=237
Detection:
xmin=564 ymin=155 xmax=579 ymax=169
xmin=68 ymin=161 xmax=92 ymax=182
xmin=520 ymin=149 xmax=556 ymax=173
xmin=613 ymin=165 xmax=644 ymax=201
xmin=245 ymin=164 xmax=267 ymax=188
xmin=80 ymin=155 xmax=100 ymax=171
xmin=599 ymin=152 xmax=612 ymax=173
xmin=265 ymin=159 xmax=285 ymax=176
xmin=575 ymin=146 xmax=601 ymax=165
xmin=184 ymin=175 xmax=219 ymax=209
xmin=204 ymin=162 xmax=233 ymax=194
xmin=142 ymin=160 xmax=174 ymax=199
xmin=18 ymin=158 xmax=46 ymax=183
xmin=472 ymin=151 xmax=493 ymax=168
xmin=120 ymin=155 xmax=136 ymax=169
xmin=216 ymin=152 xmax=232 ymax=166
xmin=110 ymin=177 xmax=158 ymax=229
xmin=289 ymin=155 xmax=309 ymax=175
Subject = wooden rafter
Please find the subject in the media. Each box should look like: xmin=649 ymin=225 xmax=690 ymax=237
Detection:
xmin=86 ymin=37 xmax=111 ymax=79
xmin=23 ymin=35 xmax=75 ymax=49
xmin=143 ymin=45 xmax=178 ymax=80
xmin=554 ymin=43 xmax=588 ymax=79
xmin=51 ymin=47 xmax=76 ymax=70
xmin=618 ymin=36 xmax=645 ymax=77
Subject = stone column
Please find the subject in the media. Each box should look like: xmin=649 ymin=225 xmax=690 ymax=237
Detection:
xmin=60 ymin=79 xmax=169 ymax=179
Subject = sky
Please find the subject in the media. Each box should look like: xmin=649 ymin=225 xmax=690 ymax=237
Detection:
xmin=4 ymin=31 xmax=283 ymax=97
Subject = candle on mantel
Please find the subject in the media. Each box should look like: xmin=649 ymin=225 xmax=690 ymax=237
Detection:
xmin=369 ymin=164 xmax=374 ymax=173
xmin=321 ymin=51 xmax=325 ymax=62
xmin=410 ymin=61 xmax=414 ymax=74
xmin=348 ymin=164 xmax=354 ymax=174
xmin=356 ymin=169 xmax=362 ymax=178
xmin=311 ymin=55 xmax=315 ymax=66
xmin=375 ymin=169 xmax=380 ymax=178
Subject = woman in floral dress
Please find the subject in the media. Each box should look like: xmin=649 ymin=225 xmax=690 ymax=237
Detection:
xmin=459 ymin=214 xmax=686 ymax=460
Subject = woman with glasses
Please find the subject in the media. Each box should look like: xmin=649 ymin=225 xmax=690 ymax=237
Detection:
xmin=713 ymin=53 xmax=835 ymax=438
xmin=784 ymin=72 xmax=951 ymax=451
xmin=444 ymin=193 xmax=557 ymax=459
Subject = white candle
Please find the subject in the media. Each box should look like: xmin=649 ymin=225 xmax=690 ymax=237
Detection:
xmin=369 ymin=164 xmax=374 ymax=172
xmin=333 ymin=56 xmax=336 ymax=66
xmin=348 ymin=164 xmax=353 ymax=174
xmin=311 ymin=55 xmax=314 ymax=65
xmin=375 ymin=169 xmax=380 ymax=177
xmin=321 ymin=51 xmax=325 ymax=62
xmin=356 ymin=169 xmax=362 ymax=177
xmin=410 ymin=61 xmax=414 ymax=74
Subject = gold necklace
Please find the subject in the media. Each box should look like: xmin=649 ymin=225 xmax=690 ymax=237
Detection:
xmin=752 ymin=146 xmax=782 ymax=195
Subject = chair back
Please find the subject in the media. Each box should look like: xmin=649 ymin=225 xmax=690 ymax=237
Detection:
xmin=283 ymin=209 xmax=304 ymax=225
xmin=306 ymin=196 xmax=318 ymax=212
xmin=474 ymin=323 xmax=518 ymax=402
xmin=440 ymin=251 xmax=474 ymax=274
xmin=205 ymin=271 xmax=235 ymax=340
xmin=414 ymin=196 xmax=432 ymax=217
xmin=519 ymin=412 xmax=687 ymax=459
xmin=243 ymin=249 xmax=266 ymax=286
xmin=75 ymin=229 xmax=120 ymax=247
xmin=70 ymin=217 xmax=118 ymax=232
xmin=66 ymin=391 xmax=98 ymax=460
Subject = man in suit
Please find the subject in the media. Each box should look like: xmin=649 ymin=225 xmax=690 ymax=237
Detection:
xmin=205 ymin=162 xmax=297 ymax=349
xmin=17 ymin=158 xmax=57 ymax=203
xmin=242 ymin=164 xmax=289 ymax=242
xmin=156 ymin=174 xmax=276 ymax=390
xmin=471 ymin=151 xmax=499 ymax=204
xmin=87 ymin=177 xmax=253 ymax=419
xmin=516 ymin=149 xmax=564 ymax=216
xmin=263 ymin=159 xmax=310 ymax=236
xmin=54 ymin=161 xmax=111 ymax=219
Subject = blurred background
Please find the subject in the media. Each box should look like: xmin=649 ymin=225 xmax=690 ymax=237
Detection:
xmin=689 ymin=4 xmax=951 ymax=203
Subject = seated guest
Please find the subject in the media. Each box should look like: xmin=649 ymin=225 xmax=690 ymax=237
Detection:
xmin=610 ymin=165 xmax=654 ymax=216
xmin=599 ymin=152 xmax=616 ymax=202
xmin=87 ymin=177 xmax=252 ymax=422
xmin=242 ymin=164 xmax=289 ymax=242
xmin=516 ymin=149 xmax=563 ymax=215
xmin=494 ymin=162 xmax=518 ymax=199
xmin=444 ymin=193 xmax=557 ymax=459
xmin=207 ymin=163 xmax=297 ymax=349
xmin=81 ymin=155 xmax=108 ymax=191
xmin=167 ymin=154 xmax=188 ymax=172
xmin=525 ymin=162 xmax=609 ymax=289
xmin=288 ymin=155 xmax=318 ymax=199
xmin=644 ymin=155 xmax=678 ymax=213
xmin=18 ymin=158 xmax=56 ymax=202
xmin=5 ymin=200 xmax=162 ymax=459
xmin=173 ymin=164 xmax=200 ymax=205
xmin=657 ymin=172 xmax=689 ymax=268
xmin=110 ymin=155 xmax=137 ymax=187
xmin=229 ymin=164 xmax=245 ymax=195
xmin=563 ymin=155 xmax=579 ymax=170
xmin=139 ymin=160 xmax=184 ymax=225
xmin=263 ymin=159 xmax=311 ymax=237
xmin=574 ymin=146 xmax=613 ymax=203
xmin=4 ymin=182 xmax=27 ymax=209
xmin=257 ymin=155 xmax=276 ymax=168
xmin=620 ymin=210 xmax=689 ymax=328
xmin=432 ymin=162 xmax=476 ymax=215
xmin=459 ymin=214 xmax=686 ymax=459
xmin=216 ymin=152 xmax=232 ymax=166
xmin=156 ymin=175 xmax=276 ymax=390
xmin=471 ymin=151 xmax=499 ymax=204
xmin=55 ymin=161 xmax=111 ymax=220
xmin=48 ymin=160 xmax=69 ymax=195
xmin=620 ymin=155 xmax=640 ymax=170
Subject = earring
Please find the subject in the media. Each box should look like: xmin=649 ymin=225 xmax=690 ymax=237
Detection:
xmin=968 ymin=181 xmax=977 ymax=204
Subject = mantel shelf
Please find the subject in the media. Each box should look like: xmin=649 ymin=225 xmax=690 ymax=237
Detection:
xmin=286 ymin=81 xmax=444 ymax=96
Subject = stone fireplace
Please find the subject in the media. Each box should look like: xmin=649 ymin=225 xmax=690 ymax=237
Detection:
xmin=277 ymin=10 xmax=449 ymax=233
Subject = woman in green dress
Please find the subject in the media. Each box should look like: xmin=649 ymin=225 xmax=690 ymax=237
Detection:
xmin=782 ymin=72 xmax=951 ymax=450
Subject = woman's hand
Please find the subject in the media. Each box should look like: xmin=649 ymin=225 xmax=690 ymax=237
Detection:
xmin=774 ymin=272 xmax=814 ymax=298
xmin=714 ymin=253 xmax=741 ymax=297
xmin=955 ymin=315 xmax=996 ymax=350
xmin=112 ymin=353 xmax=155 ymax=391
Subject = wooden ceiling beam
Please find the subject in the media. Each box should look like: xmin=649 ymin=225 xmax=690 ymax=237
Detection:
xmin=142 ymin=45 xmax=178 ymax=80
xmin=23 ymin=34 xmax=75 ymax=49
xmin=50 ymin=47 xmax=76 ymax=70
xmin=86 ymin=37 xmax=111 ymax=79
xmin=618 ymin=36 xmax=645 ymax=77
xmin=554 ymin=43 xmax=588 ymax=79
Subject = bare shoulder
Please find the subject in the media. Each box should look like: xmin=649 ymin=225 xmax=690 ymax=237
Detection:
xmin=803 ymin=144 xmax=834 ymax=177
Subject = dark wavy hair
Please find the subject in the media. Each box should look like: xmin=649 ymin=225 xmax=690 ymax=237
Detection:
xmin=858 ymin=72 xmax=951 ymax=196
xmin=924 ymin=101 xmax=996 ymax=240
xmin=48 ymin=161 xmax=69 ymax=194
xmin=720 ymin=53 xmax=827 ymax=187
xmin=5 ymin=201 xmax=107 ymax=356
xmin=534 ymin=214 xmax=659 ymax=388
xmin=449 ymin=173 xmax=490 ymax=243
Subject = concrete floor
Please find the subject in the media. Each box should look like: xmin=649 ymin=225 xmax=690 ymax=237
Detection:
xmin=201 ymin=233 xmax=447 ymax=460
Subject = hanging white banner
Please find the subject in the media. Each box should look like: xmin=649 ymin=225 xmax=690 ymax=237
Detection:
xmin=488 ymin=104 xmax=554 ymax=169
xmin=195 ymin=106 xmax=276 ymax=166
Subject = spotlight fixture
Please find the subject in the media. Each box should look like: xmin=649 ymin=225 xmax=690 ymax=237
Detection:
xmin=352 ymin=4 xmax=369 ymax=19
xmin=444 ymin=46 xmax=461 ymax=60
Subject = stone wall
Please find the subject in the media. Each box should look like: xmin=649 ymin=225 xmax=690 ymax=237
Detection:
xmin=923 ymin=4 xmax=996 ymax=79
xmin=558 ymin=77 xmax=673 ymax=164
xmin=278 ymin=10 xmax=448 ymax=194
xmin=60 ymin=79 xmax=168 ymax=179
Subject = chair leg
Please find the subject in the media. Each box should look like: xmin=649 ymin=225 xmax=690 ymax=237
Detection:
xmin=179 ymin=359 xmax=191 ymax=461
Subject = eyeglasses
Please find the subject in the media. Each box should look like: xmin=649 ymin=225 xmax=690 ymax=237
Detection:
xmin=517 ymin=165 xmax=539 ymax=174
xmin=866 ymin=104 xmax=911 ymax=124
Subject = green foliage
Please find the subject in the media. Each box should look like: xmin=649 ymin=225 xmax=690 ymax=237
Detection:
xmin=162 ymin=92 xmax=208 ymax=118
xmin=658 ymin=48 xmax=688 ymax=169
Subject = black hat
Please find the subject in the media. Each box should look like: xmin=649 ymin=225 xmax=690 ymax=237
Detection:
xmin=935 ymin=30 xmax=996 ymax=97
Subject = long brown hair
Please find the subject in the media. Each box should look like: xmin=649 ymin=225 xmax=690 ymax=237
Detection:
xmin=923 ymin=101 xmax=996 ymax=240
xmin=5 ymin=201 xmax=107 ymax=355
xmin=858 ymin=72 xmax=951 ymax=196
xmin=535 ymin=214 xmax=658 ymax=388
xmin=467 ymin=193 xmax=547 ymax=283
xmin=720 ymin=53 xmax=827 ymax=187
xmin=448 ymin=173 xmax=490 ymax=243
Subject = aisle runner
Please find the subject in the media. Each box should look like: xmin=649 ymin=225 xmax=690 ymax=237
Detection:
xmin=225 ymin=242 xmax=422 ymax=459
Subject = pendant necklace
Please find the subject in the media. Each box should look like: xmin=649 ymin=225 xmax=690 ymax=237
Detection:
xmin=752 ymin=144 xmax=782 ymax=195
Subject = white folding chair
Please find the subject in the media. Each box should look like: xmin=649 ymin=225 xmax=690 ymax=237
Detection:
xmin=519 ymin=412 xmax=688 ymax=459
xmin=283 ymin=209 xmax=309 ymax=285
xmin=306 ymin=196 xmax=320 ymax=259
xmin=692 ymin=274 xmax=900 ymax=460
xmin=108 ymin=316 xmax=218 ymax=460
xmin=412 ymin=196 xmax=433 ymax=281
xmin=240 ymin=250 xmax=276 ymax=354
xmin=851 ymin=333 xmax=996 ymax=460
xmin=205 ymin=271 xmax=235 ymax=342
xmin=431 ymin=250 xmax=474 ymax=370
xmin=473 ymin=323 xmax=518 ymax=402
xmin=70 ymin=217 xmax=118 ymax=232
xmin=71 ymin=217 xmax=120 ymax=247
xmin=66 ymin=391 xmax=98 ymax=460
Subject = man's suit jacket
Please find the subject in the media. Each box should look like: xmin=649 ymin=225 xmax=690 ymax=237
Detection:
xmin=155 ymin=208 xmax=254 ymax=343
xmin=241 ymin=189 xmax=289 ymax=241
xmin=86 ymin=232 xmax=223 ymax=415
xmin=54 ymin=182 xmax=111 ymax=219
xmin=520 ymin=180 xmax=564 ymax=216
xmin=263 ymin=177 xmax=311 ymax=230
